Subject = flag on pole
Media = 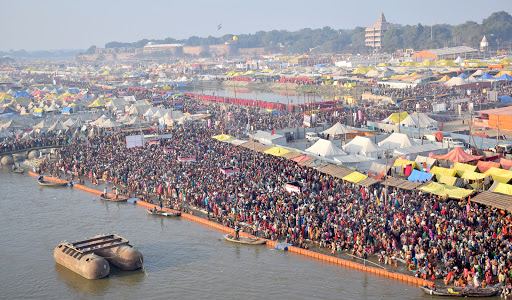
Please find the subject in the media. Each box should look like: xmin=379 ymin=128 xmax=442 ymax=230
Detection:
xmin=271 ymin=129 xmax=274 ymax=135
xmin=217 ymin=24 xmax=222 ymax=30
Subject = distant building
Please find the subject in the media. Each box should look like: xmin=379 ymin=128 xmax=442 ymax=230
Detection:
xmin=480 ymin=35 xmax=489 ymax=52
xmin=143 ymin=43 xmax=183 ymax=55
xmin=365 ymin=13 xmax=394 ymax=50
xmin=411 ymin=46 xmax=479 ymax=61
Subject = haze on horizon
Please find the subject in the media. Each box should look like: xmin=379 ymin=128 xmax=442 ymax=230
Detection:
xmin=2 ymin=0 xmax=511 ymax=52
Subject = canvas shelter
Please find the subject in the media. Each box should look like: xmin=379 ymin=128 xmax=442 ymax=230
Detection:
xmin=433 ymin=147 xmax=483 ymax=163
xmin=306 ymin=139 xmax=347 ymax=157
xmin=381 ymin=112 xmax=408 ymax=124
xmin=378 ymin=132 xmax=417 ymax=150
xmin=399 ymin=112 xmax=437 ymax=128
xmin=342 ymin=136 xmax=383 ymax=158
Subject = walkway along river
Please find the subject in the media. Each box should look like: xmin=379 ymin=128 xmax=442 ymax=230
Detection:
xmin=29 ymin=171 xmax=432 ymax=287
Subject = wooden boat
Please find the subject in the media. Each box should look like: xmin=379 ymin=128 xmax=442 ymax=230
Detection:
xmin=223 ymin=234 xmax=267 ymax=245
xmin=13 ymin=168 xmax=24 ymax=174
xmin=420 ymin=285 xmax=501 ymax=297
xmin=147 ymin=209 xmax=181 ymax=217
xmin=38 ymin=179 xmax=68 ymax=187
xmin=100 ymin=195 xmax=127 ymax=202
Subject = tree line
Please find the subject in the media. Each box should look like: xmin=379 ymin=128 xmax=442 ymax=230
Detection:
xmin=101 ymin=11 xmax=512 ymax=55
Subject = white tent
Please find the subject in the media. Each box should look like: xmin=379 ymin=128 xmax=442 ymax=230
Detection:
xmin=444 ymin=77 xmax=467 ymax=87
xmin=320 ymin=122 xmax=351 ymax=138
xmin=100 ymin=119 xmax=120 ymax=128
xmin=48 ymin=120 xmax=68 ymax=132
xmin=33 ymin=120 xmax=51 ymax=130
xmin=90 ymin=115 xmax=110 ymax=126
xmin=399 ymin=112 xmax=437 ymax=128
xmin=378 ymin=132 xmax=418 ymax=150
xmin=342 ymin=136 xmax=384 ymax=158
xmin=305 ymin=139 xmax=347 ymax=157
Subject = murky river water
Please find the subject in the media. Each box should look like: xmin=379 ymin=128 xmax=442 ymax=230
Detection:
xmin=0 ymin=165 xmax=474 ymax=299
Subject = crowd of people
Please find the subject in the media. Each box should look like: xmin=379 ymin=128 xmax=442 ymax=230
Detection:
xmin=33 ymin=122 xmax=512 ymax=290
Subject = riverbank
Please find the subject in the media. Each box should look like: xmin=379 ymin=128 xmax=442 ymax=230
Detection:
xmin=28 ymin=170 xmax=433 ymax=287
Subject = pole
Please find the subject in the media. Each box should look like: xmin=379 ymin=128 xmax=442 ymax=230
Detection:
xmin=384 ymin=153 xmax=388 ymax=207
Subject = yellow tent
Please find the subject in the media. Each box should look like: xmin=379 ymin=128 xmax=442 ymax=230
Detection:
xmin=437 ymin=175 xmax=458 ymax=186
xmin=430 ymin=166 xmax=457 ymax=177
xmin=386 ymin=112 xmax=409 ymax=124
xmin=419 ymin=182 xmax=473 ymax=199
xmin=212 ymin=134 xmax=234 ymax=141
xmin=261 ymin=69 xmax=273 ymax=73
xmin=244 ymin=70 xmax=256 ymax=75
xmin=454 ymin=162 xmax=477 ymax=176
xmin=88 ymin=99 xmax=105 ymax=107
xmin=421 ymin=60 xmax=435 ymax=66
xmin=377 ymin=63 xmax=389 ymax=67
xmin=496 ymin=71 xmax=512 ymax=77
xmin=493 ymin=183 xmax=512 ymax=196
xmin=264 ymin=147 xmax=291 ymax=157
xmin=484 ymin=167 xmax=512 ymax=183
xmin=437 ymin=75 xmax=451 ymax=82
xmin=460 ymin=170 xmax=487 ymax=180
xmin=393 ymin=158 xmax=418 ymax=169
xmin=343 ymin=172 xmax=367 ymax=183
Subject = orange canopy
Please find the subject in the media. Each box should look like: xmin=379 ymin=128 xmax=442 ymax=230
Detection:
xmin=477 ymin=161 xmax=501 ymax=173
xmin=292 ymin=155 xmax=312 ymax=162
xmin=433 ymin=147 xmax=483 ymax=163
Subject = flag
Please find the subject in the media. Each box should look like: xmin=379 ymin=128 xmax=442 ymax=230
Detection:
xmin=217 ymin=24 xmax=222 ymax=30
xmin=271 ymin=129 xmax=274 ymax=135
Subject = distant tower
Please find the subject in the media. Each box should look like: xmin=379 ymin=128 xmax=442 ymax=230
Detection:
xmin=480 ymin=35 xmax=489 ymax=52
xmin=365 ymin=13 xmax=394 ymax=51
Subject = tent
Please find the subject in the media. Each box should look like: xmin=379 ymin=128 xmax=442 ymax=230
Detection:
xmin=378 ymin=132 xmax=417 ymax=150
xmin=477 ymin=161 xmax=500 ymax=173
xmin=320 ymin=122 xmax=352 ymax=137
xmin=342 ymin=172 xmax=367 ymax=183
xmin=415 ymin=155 xmax=437 ymax=170
xmin=212 ymin=134 xmax=234 ymax=141
xmin=453 ymin=162 xmax=478 ymax=175
xmin=399 ymin=112 xmax=437 ymax=128
xmin=436 ymin=75 xmax=451 ymax=82
xmin=88 ymin=99 xmax=105 ymax=108
xmin=499 ymin=95 xmax=512 ymax=103
xmin=492 ymin=183 xmax=512 ymax=196
xmin=367 ymin=162 xmax=392 ymax=179
xmin=48 ymin=121 xmax=68 ymax=132
xmin=484 ymin=167 xmax=512 ymax=183
xmin=433 ymin=147 xmax=483 ymax=163
xmin=264 ymin=147 xmax=291 ymax=157
xmin=495 ymin=74 xmax=512 ymax=81
xmin=430 ymin=166 xmax=457 ymax=177
xmin=419 ymin=182 xmax=473 ymax=199
xmin=306 ymin=139 xmax=347 ymax=157
xmin=342 ymin=136 xmax=383 ymax=158
xmin=500 ymin=158 xmax=512 ymax=171
xmin=478 ymin=73 xmax=494 ymax=81
xmin=407 ymin=169 xmax=433 ymax=182
xmin=382 ymin=112 xmax=408 ymax=124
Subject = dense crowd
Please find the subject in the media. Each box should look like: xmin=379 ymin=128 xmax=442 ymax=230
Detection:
xmin=35 ymin=124 xmax=512 ymax=290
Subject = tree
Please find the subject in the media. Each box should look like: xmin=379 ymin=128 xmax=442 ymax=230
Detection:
xmin=86 ymin=45 xmax=97 ymax=54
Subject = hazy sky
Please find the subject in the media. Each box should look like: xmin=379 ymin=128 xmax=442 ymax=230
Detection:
xmin=2 ymin=0 xmax=511 ymax=51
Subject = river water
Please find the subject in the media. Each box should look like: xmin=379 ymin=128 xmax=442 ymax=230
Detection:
xmin=0 ymin=165 xmax=455 ymax=300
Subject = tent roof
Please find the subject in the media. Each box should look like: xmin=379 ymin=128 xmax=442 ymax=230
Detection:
xmin=342 ymin=136 xmax=383 ymax=156
xmin=382 ymin=112 xmax=408 ymax=124
xmin=433 ymin=147 xmax=483 ymax=163
xmin=399 ymin=112 xmax=437 ymax=128
xmin=321 ymin=122 xmax=352 ymax=135
xmin=306 ymin=138 xmax=347 ymax=157
xmin=378 ymin=132 xmax=417 ymax=149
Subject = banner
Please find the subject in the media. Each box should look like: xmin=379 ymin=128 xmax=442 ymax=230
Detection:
xmin=285 ymin=183 xmax=301 ymax=193
xmin=126 ymin=135 xmax=144 ymax=149
xmin=303 ymin=114 xmax=311 ymax=127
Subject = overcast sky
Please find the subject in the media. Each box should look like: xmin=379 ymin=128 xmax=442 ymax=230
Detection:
xmin=2 ymin=0 xmax=511 ymax=51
